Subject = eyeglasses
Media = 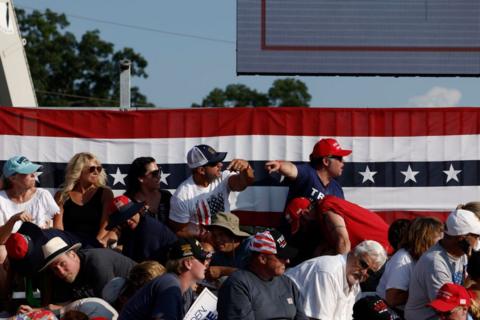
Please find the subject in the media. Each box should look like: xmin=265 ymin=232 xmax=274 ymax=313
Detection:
xmin=146 ymin=169 xmax=161 ymax=178
xmin=88 ymin=166 xmax=103 ymax=173
xmin=328 ymin=156 xmax=344 ymax=162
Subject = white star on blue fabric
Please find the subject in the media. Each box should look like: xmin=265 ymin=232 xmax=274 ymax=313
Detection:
xmin=34 ymin=171 xmax=42 ymax=182
xmin=109 ymin=167 xmax=127 ymax=186
xmin=443 ymin=164 xmax=461 ymax=183
xmin=160 ymin=170 xmax=171 ymax=185
xmin=358 ymin=166 xmax=377 ymax=183
xmin=400 ymin=165 xmax=419 ymax=183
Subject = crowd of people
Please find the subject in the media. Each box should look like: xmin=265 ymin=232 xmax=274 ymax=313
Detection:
xmin=0 ymin=138 xmax=479 ymax=320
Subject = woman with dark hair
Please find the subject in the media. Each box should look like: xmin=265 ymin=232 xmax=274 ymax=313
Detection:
xmin=124 ymin=157 xmax=171 ymax=223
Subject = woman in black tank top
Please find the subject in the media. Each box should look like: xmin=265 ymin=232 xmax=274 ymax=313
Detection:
xmin=53 ymin=152 xmax=114 ymax=247
xmin=124 ymin=157 xmax=172 ymax=225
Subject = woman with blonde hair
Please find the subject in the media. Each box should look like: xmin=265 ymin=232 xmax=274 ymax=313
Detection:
xmin=53 ymin=152 xmax=114 ymax=247
xmin=376 ymin=217 xmax=444 ymax=313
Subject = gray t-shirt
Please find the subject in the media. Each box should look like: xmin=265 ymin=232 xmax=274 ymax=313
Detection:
xmin=404 ymin=243 xmax=467 ymax=320
xmin=217 ymin=269 xmax=308 ymax=320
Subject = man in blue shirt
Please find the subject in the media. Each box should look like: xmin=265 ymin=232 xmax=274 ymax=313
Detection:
xmin=106 ymin=195 xmax=177 ymax=264
xmin=119 ymin=237 xmax=210 ymax=320
xmin=266 ymin=138 xmax=351 ymax=203
xmin=266 ymin=138 xmax=352 ymax=265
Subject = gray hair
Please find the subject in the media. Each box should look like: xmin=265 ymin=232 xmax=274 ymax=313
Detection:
xmin=353 ymin=240 xmax=387 ymax=268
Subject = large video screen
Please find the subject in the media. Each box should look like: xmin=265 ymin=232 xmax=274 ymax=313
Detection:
xmin=237 ymin=0 xmax=480 ymax=76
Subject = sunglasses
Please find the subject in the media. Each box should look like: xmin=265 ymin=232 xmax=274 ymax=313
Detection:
xmin=358 ymin=258 xmax=375 ymax=276
xmin=147 ymin=169 xmax=161 ymax=178
xmin=198 ymin=252 xmax=213 ymax=264
xmin=328 ymin=156 xmax=344 ymax=162
xmin=88 ymin=166 xmax=103 ymax=173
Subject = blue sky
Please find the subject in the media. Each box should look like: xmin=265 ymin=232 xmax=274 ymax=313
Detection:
xmin=13 ymin=0 xmax=480 ymax=108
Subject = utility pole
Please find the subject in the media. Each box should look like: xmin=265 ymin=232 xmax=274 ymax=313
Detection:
xmin=119 ymin=59 xmax=131 ymax=110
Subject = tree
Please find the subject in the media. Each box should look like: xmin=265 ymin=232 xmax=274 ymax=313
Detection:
xmin=268 ymin=78 xmax=311 ymax=107
xmin=194 ymin=78 xmax=310 ymax=107
xmin=16 ymin=8 xmax=153 ymax=107
xmin=197 ymin=88 xmax=227 ymax=108
xmin=224 ymin=84 xmax=269 ymax=107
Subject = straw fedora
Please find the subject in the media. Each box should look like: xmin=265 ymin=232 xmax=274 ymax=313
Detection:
xmin=39 ymin=236 xmax=81 ymax=272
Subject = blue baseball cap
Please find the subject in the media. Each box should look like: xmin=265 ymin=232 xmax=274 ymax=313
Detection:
xmin=3 ymin=156 xmax=41 ymax=178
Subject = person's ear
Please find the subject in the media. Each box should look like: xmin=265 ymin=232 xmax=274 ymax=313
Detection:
xmin=183 ymin=258 xmax=194 ymax=271
xmin=322 ymin=157 xmax=330 ymax=167
xmin=258 ymin=254 xmax=268 ymax=264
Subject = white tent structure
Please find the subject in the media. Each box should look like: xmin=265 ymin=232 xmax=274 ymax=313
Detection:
xmin=0 ymin=0 xmax=37 ymax=107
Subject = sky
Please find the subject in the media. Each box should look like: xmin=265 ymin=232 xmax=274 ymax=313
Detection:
xmin=12 ymin=0 xmax=480 ymax=109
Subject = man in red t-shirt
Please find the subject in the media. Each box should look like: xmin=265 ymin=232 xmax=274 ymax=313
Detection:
xmin=285 ymin=195 xmax=392 ymax=256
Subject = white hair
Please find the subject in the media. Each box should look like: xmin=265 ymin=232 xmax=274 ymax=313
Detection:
xmin=353 ymin=240 xmax=387 ymax=267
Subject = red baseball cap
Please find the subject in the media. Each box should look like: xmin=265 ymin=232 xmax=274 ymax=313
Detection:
xmin=427 ymin=283 xmax=471 ymax=312
xmin=6 ymin=233 xmax=32 ymax=260
xmin=310 ymin=138 xmax=352 ymax=159
xmin=285 ymin=197 xmax=312 ymax=235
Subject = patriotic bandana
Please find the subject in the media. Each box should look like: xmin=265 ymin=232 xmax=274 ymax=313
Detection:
xmin=248 ymin=230 xmax=298 ymax=260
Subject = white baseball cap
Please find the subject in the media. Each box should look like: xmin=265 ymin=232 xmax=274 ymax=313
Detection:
xmin=445 ymin=209 xmax=480 ymax=236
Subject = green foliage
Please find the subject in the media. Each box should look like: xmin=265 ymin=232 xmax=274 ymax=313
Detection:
xmin=201 ymin=88 xmax=227 ymax=108
xmin=16 ymin=8 xmax=153 ymax=107
xmin=195 ymin=78 xmax=310 ymax=107
xmin=224 ymin=84 xmax=269 ymax=107
xmin=268 ymin=78 xmax=311 ymax=107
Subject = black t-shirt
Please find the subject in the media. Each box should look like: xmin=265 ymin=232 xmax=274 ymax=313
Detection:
xmin=72 ymin=248 xmax=136 ymax=299
xmin=217 ymin=269 xmax=308 ymax=320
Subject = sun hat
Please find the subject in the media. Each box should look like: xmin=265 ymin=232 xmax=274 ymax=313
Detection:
xmin=208 ymin=212 xmax=250 ymax=237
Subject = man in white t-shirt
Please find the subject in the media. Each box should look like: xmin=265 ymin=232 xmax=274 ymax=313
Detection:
xmin=404 ymin=208 xmax=480 ymax=320
xmin=169 ymin=144 xmax=254 ymax=238
xmin=286 ymin=240 xmax=387 ymax=320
